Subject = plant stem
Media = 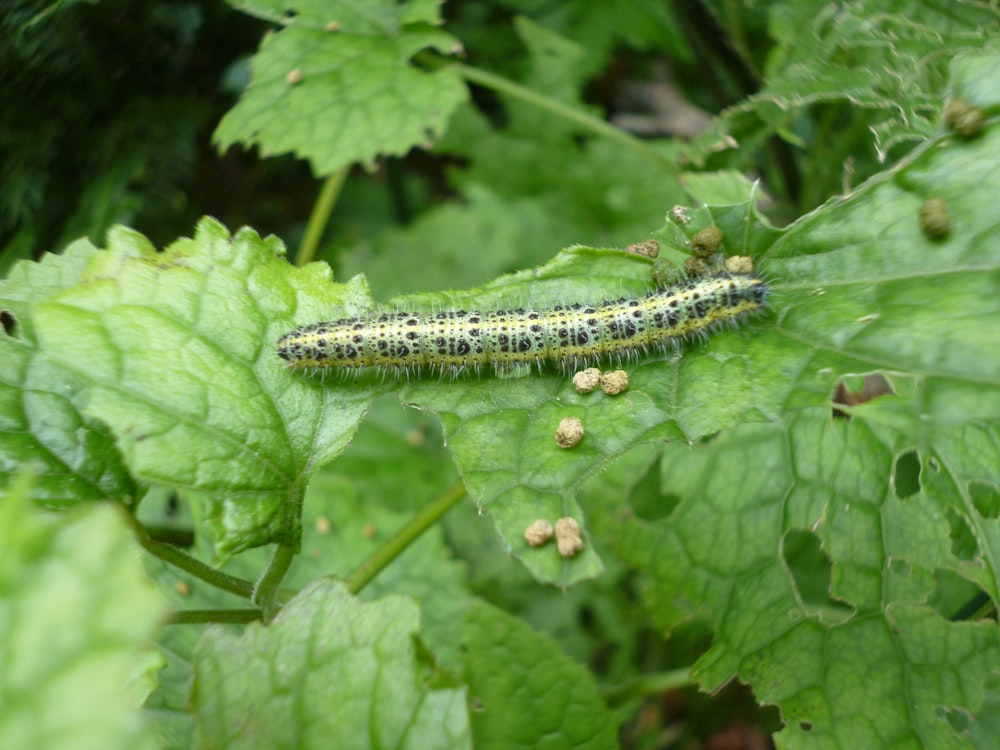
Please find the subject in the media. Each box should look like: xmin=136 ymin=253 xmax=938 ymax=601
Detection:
xmin=601 ymin=668 xmax=693 ymax=705
xmin=298 ymin=167 xmax=349 ymax=267
xmin=253 ymin=543 xmax=297 ymax=622
xmin=123 ymin=510 xmax=256 ymax=600
xmin=345 ymin=481 xmax=466 ymax=595
xmin=417 ymin=53 xmax=673 ymax=170
xmin=165 ymin=608 xmax=263 ymax=625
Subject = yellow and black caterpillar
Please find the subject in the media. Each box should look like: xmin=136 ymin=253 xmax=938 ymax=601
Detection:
xmin=278 ymin=272 xmax=767 ymax=377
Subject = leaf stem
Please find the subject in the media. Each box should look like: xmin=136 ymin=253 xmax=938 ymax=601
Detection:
xmin=417 ymin=53 xmax=673 ymax=170
xmin=123 ymin=511 xmax=256 ymax=600
xmin=165 ymin=608 xmax=263 ymax=625
xmin=253 ymin=543 xmax=297 ymax=621
xmin=297 ymin=167 xmax=349 ymax=267
xmin=601 ymin=668 xmax=693 ymax=705
xmin=345 ymin=481 xmax=466 ymax=595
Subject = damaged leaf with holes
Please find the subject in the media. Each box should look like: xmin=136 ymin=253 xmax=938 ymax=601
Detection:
xmin=613 ymin=54 xmax=1000 ymax=750
xmin=621 ymin=409 xmax=1000 ymax=749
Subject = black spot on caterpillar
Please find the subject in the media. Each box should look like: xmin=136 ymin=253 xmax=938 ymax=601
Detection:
xmin=277 ymin=272 xmax=768 ymax=378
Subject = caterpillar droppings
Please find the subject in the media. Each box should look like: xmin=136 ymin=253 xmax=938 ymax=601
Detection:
xmin=277 ymin=272 xmax=768 ymax=378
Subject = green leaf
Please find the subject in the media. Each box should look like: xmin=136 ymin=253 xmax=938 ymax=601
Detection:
xmin=654 ymin=178 xmax=782 ymax=263
xmin=216 ymin=0 xmax=467 ymax=174
xmin=620 ymin=411 xmax=1000 ymax=749
xmin=340 ymin=67 xmax=998 ymax=589
xmin=28 ymin=217 xmax=377 ymax=558
xmin=463 ymin=599 xmax=618 ymax=750
xmin=381 ymin=53 xmax=999 ymax=592
xmin=0 ymin=472 xmax=167 ymax=750
xmin=192 ymin=579 xmax=471 ymax=749
xmin=0 ymin=240 xmax=138 ymax=505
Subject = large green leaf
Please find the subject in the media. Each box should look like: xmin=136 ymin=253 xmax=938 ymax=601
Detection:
xmin=619 ymin=411 xmax=1000 ymax=749
xmin=28 ymin=218 xmax=377 ymax=558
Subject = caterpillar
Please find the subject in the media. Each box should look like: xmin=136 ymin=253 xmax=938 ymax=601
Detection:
xmin=277 ymin=272 xmax=767 ymax=378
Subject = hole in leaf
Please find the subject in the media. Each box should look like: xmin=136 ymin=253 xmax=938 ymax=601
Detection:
xmin=929 ymin=569 xmax=992 ymax=621
xmin=799 ymin=721 xmax=813 ymax=732
xmin=941 ymin=705 xmax=968 ymax=734
xmin=1 ymin=309 xmax=17 ymax=338
xmin=623 ymin=667 xmax=781 ymax=747
xmin=782 ymin=529 xmax=854 ymax=622
xmin=832 ymin=373 xmax=894 ymax=418
xmin=629 ymin=460 xmax=679 ymax=521
xmin=893 ymin=451 xmax=921 ymax=498
xmin=888 ymin=558 xmax=911 ymax=578
xmin=946 ymin=508 xmax=978 ymax=561
xmin=942 ymin=672 xmax=1000 ymax=735
xmin=969 ymin=481 xmax=1000 ymax=519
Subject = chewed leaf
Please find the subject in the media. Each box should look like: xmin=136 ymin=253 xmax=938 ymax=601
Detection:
xmin=620 ymin=411 xmax=1000 ymax=749
xmin=609 ymin=53 xmax=1000 ymax=750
